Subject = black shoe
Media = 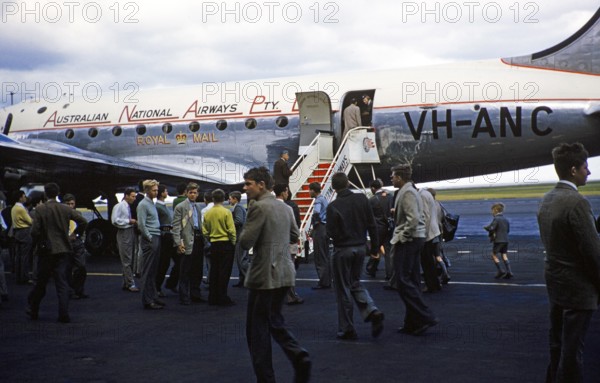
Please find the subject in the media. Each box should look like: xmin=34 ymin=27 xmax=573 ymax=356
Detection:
xmin=503 ymin=272 xmax=514 ymax=279
xmin=368 ymin=310 xmax=385 ymax=338
xmin=144 ymin=302 xmax=164 ymax=310
xmin=397 ymin=326 xmax=416 ymax=334
xmin=336 ymin=331 xmax=358 ymax=341
xmin=494 ymin=271 xmax=506 ymax=279
xmin=57 ymin=315 xmax=71 ymax=323
xmin=26 ymin=307 xmax=38 ymax=320
xmin=153 ymin=299 xmax=166 ymax=307
xmin=441 ymin=276 xmax=451 ymax=285
xmin=411 ymin=318 xmax=439 ymax=336
xmin=191 ymin=296 xmax=206 ymax=303
xmin=294 ymin=355 xmax=311 ymax=383
xmin=311 ymin=285 xmax=331 ymax=290
xmin=287 ymin=298 xmax=305 ymax=305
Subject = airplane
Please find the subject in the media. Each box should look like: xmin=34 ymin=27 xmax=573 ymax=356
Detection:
xmin=1 ymin=7 xmax=599 ymax=255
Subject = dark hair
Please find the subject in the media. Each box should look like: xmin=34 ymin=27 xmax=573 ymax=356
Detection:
xmin=243 ymin=167 xmax=273 ymax=190
xmin=176 ymin=182 xmax=187 ymax=194
xmin=211 ymin=189 xmax=225 ymax=203
xmin=309 ymin=182 xmax=321 ymax=193
xmin=229 ymin=191 xmax=242 ymax=202
xmin=204 ymin=191 xmax=213 ymax=203
xmin=391 ymin=164 xmax=412 ymax=181
xmin=124 ymin=187 xmax=136 ymax=198
xmin=331 ymin=173 xmax=348 ymax=191
xmin=62 ymin=193 xmax=76 ymax=202
xmin=158 ymin=184 xmax=168 ymax=195
xmin=273 ymin=184 xmax=288 ymax=197
xmin=11 ymin=190 xmax=25 ymax=204
xmin=552 ymin=142 xmax=589 ymax=179
xmin=370 ymin=179 xmax=382 ymax=190
xmin=44 ymin=183 xmax=60 ymax=199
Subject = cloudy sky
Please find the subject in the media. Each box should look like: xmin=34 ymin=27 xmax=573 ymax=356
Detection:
xmin=1 ymin=0 xmax=598 ymax=186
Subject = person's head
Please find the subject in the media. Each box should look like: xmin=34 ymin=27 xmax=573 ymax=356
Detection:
xmin=391 ymin=164 xmax=412 ymax=188
xmin=551 ymin=142 xmax=590 ymax=186
xmin=243 ymin=167 xmax=273 ymax=200
xmin=309 ymin=182 xmax=321 ymax=198
xmin=143 ymin=179 xmax=159 ymax=199
xmin=362 ymin=94 xmax=371 ymax=104
xmin=350 ymin=97 xmax=357 ymax=105
xmin=62 ymin=193 xmax=76 ymax=209
xmin=229 ymin=191 xmax=242 ymax=205
xmin=29 ymin=191 xmax=47 ymax=207
xmin=176 ymin=182 xmax=187 ymax=196
xmin=331 ymin=172 xmax=349 ymax=192
xmin=273 ymin=184 xmax=288 ymax=199
xmin=281 ymin=150 xmax=289 ymax=161
xmin=211 ymin=189 xmax=225 ymax=204
xmin=158 ymin=184 xmax=168 ymax=200
xmin=428 ymin=188 xmax=437 ymax=199
xmin=204 ymin=191 xmax=213 ymax=204
xmin=123 ymin=187 xmax=137 ymax=204
xmin=370 ymin=179 xmax=383 ymax=193
xmin=12 ymin=190 xmax=26 ymax=204
xmin=185 ymin=182 xmax=199 ymax=202
xmin=44 ymin=183 xmax=60 ymax=199
xmin=491 ymin=202 xmax=505 ymax=215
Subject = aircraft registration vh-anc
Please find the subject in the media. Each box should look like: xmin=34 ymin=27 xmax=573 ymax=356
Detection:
xmin=1 ymin=7 xmax=599 ymax=255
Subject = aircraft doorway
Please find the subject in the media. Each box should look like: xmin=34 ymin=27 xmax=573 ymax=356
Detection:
xmin=295 ymin=91 xmax=333 ymax=153
xmin=340 ymin=90 xmax=375 ymax=137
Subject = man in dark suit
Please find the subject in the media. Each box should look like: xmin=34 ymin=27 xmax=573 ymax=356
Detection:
xmin=537 ymin=142 xmax=600 ymax=383
xmin=273 ymin=150 xmax=293 ymax=190
xmin=27 ymin=183 xmax=87 ymax=323
xmin=240 ymin=167 xmax=310 ymax=383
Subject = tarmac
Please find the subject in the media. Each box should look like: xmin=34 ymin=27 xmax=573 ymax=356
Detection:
xmin=1 ymin=197 xmax=600 ymax=383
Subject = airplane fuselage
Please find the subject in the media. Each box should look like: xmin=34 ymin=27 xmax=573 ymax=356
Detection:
xmin=2 ymin=59 xmax=600 ymax=191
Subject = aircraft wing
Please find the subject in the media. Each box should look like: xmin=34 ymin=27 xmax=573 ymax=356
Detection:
xmin=0 ymin=135 xmax=236 ymax=203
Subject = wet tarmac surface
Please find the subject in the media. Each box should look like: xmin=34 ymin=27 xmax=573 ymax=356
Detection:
xmin=1 ymin=197 xmax=600 ymax=383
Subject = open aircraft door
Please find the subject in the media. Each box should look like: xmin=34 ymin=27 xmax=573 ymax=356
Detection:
xmin=296 ymin=91 xmax=333 ymax=154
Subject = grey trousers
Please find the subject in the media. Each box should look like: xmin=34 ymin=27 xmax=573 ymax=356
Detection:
xmin=116 ymin=227 xmax=136 ymax=288
xmin=332 ymin=245 xmax=378 ymax=334
xmin=312 ymin=224 xmax=331 ymax=287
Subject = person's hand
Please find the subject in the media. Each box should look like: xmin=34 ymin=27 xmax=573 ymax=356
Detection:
xmin=370 ymin=253 xmax=380 ymax=260
xmin=177 ymin=243 xmax=185 ymax=254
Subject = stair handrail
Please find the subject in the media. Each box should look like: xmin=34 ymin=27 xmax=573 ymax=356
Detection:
xmin=288 ymin=132 xmax=321 ymax=199
xmin=320 ymin=126 xmax=370 ymax=202
xmin=298 ymin=126 xmax=371 ymax=240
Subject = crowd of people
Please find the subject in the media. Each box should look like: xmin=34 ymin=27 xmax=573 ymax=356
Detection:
xmin=0 ymin=141 xmax=598 ymax=383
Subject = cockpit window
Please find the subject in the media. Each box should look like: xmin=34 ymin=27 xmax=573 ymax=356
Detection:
xmin=136 ymin=125 xmax=146 ymax=135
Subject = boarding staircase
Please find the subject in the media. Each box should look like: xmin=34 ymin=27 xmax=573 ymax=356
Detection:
xmin=288 ymin=127 xmax=381 ymax=257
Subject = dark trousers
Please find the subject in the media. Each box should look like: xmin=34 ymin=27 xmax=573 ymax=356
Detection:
xmin=156 ymin=232 xmax=180 ymax=291
xmin=332 ymin=246 xmax=378 ymax=334
xmin=28 ymin=252 xmax=70 ymax=319
xmin=14 ymin=228 xmax=32 ymax=283
xmin=312 ymin=224 xmax=331 ymax=287
xmin=421 ymin=240 xmax=441 ymax=292
xmin=140 ymin=235 xmax=161 ymax=306
xmin=179 ymin=235 xmax=204 ymax=304
xmin=208 ymin=241 xmax=234 ymax=305
xmin=190 ymin=235 xmax=206 ymax=298
xmin=246 ymin=287 xmax=309 ymax=383
xmin=394 ymin=238 xmax=436 ymax=329
xmin=366 ymin=225 xmax=388 ymax=276
xmin=67 ymin=237 xmax=87 ymax=296
xmin=546 ymin=302 xmax=594 ymax=383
